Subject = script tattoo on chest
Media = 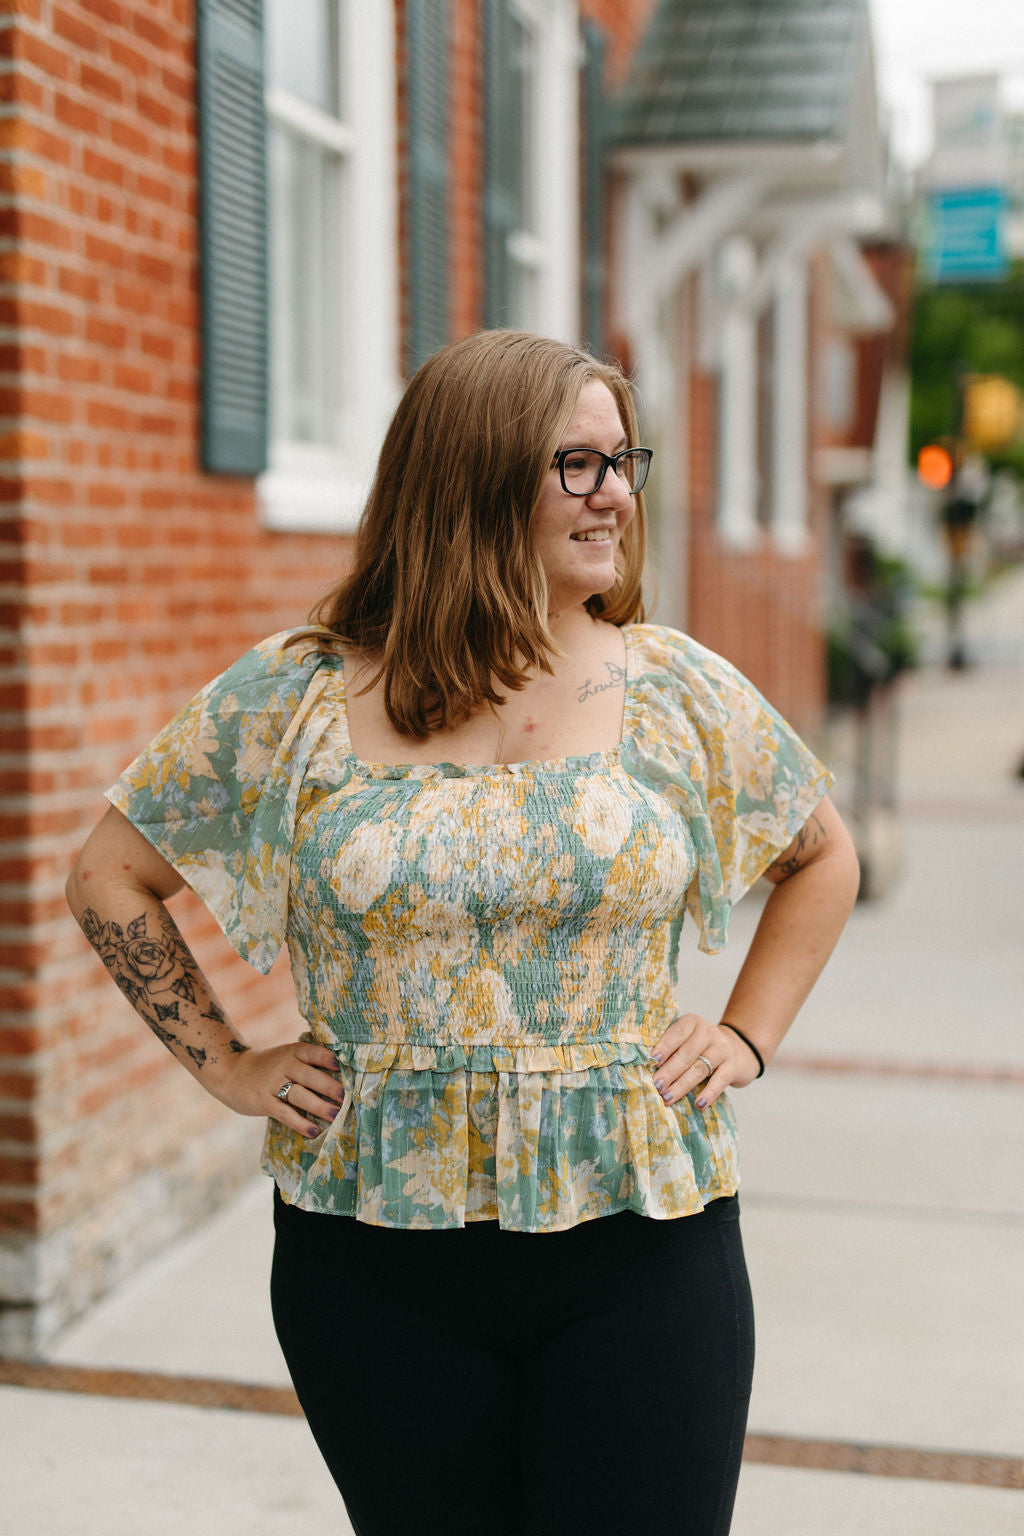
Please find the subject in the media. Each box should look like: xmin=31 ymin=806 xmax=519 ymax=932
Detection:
xmin=577 ymin=660 xmax=625 ymax=704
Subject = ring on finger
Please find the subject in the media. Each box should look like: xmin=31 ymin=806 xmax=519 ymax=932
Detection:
xmin=694 ymin=1055 xmax=714 ymax=1078
xmin=276 ymin=1081 xmax=294 ymax=1102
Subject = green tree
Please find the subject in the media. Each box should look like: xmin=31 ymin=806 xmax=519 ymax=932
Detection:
xmin=910 ymin=260 xmax=1024 ymax=478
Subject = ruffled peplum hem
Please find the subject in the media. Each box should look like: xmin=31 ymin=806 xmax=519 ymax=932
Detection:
xmin=261 ymin=1041 xmax=739 ymax=1232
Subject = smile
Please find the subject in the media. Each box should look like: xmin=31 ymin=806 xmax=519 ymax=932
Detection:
xmin=570 ymin=529 xmax=613 ymax=542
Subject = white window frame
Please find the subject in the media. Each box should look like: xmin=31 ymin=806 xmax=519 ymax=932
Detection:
xmin=506 ymin=0 xmax=579 ymax=341
xmin=259 ymin=1 xmax=402 ymax=533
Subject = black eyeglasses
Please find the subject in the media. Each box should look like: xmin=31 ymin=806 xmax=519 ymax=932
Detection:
xmin=553 ymin=446 xmax=653 ymax=497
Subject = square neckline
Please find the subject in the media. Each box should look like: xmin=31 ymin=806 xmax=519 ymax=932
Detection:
xmin=335 ymin=625 xmax=639 ymax=779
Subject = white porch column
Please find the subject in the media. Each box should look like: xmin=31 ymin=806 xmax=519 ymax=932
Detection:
xmin=771 ymin=256 xmax=809 ymax=555
xmin=717 ymin=237 xmax=758 ymax=550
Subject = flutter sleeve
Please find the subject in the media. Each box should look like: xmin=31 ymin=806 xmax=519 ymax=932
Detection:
xmin=624 ymin=626 xmax=835 ymax=954
xmin=105 ymin=630 xmax=332 ymax=974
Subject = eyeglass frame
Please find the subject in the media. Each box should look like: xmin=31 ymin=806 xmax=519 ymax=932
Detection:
xmin=552 ymin=445 xmax=653 ymax=497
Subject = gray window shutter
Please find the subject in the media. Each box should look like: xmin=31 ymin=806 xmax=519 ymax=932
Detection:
xmin=482 ymin=0 xmax=516 ymax=329
xmin=406 ymin=0 xmax=450 ymax=373
xmin=581 ymin=22 xmax=607 ymax=357
xmin=196 ymin=0 xmax=268 ymax=475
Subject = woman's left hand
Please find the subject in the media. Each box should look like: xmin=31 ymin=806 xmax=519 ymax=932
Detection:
xmin=649 ymin=1013 xmax=761 ymax=1109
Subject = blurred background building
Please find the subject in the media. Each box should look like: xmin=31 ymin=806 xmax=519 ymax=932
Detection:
xmin=0 ymin=0 xmax=983 ymax=1354
xmin=611 ymin=0 xmax=908 ymax=729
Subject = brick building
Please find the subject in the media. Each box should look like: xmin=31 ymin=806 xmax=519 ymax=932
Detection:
xmin=0 ymin=0 xmax=898 ymax=1351
xmin=610 ymin=0 xmax=899 ymax=727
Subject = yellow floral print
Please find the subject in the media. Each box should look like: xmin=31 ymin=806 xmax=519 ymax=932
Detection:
xmin=107 ymin=625 xmax=833 ymax=1231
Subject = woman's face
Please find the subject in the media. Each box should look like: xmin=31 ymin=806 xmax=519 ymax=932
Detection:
xmin=533 ymin=380 xmax=636 ymax=615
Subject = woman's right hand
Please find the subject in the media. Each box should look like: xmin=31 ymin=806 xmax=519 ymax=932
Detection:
xmin=205 ymin=1041 xmax=346 ymax=1139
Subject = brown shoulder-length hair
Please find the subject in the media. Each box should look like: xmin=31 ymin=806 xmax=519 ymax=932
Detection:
xmin=304 ymin=329 xmax=648 ymax=738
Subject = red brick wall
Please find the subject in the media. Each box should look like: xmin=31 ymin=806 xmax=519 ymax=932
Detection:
xmin=450 ymin=0 xmax=483 ymax=341
xmin=0 ymin=0 xmax=355 ymax=1347
xmin=0 ymin=0 xmax=707 ymax=1348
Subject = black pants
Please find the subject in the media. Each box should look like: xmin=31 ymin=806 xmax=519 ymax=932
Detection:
xmin=271 ymin=1191 xmax=755 ymax=1536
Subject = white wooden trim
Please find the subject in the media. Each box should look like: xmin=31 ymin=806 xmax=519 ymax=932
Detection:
xmin=647 ymin=175 xmax=765 ymax=306
xmin=614 ymin=140 xmax=846 ymax=182
xmin=265 ymin=87 xmax=357 ymax=153
xmin=749 ymin=189 xmax=886 ymax=236
xmin=259 ymin=455 xmax=368 ymax=533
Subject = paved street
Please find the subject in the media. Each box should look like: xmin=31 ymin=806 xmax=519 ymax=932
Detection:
xmin=3 ymin=569 xmax=1024 ymax=1535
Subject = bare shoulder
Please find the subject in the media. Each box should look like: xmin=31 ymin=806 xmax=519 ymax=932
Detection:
xmin=339 ymin=644 xmax=380 ymax=690
xmin=338 ymin=645 xmax=398 ymax=749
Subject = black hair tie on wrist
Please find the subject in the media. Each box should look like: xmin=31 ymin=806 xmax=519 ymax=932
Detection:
xmin=718 ymin=1021 xmax=765 ymax=1079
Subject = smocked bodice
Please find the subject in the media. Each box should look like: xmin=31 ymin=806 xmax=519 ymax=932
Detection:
xmin=108 ymin=624 xmax=831 ymax=1230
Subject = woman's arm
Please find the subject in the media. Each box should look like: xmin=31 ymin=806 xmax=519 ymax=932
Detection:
xmin=66 ymin=806 xmax=345 ymax=1138
xmin=649 ymin=796 xmax=860 ymax=1108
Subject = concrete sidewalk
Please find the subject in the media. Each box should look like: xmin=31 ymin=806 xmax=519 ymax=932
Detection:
xmin=4 ymin=571 xmax=1024 ymax=1534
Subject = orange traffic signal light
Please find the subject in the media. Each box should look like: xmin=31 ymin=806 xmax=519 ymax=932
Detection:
xmin=917 ymin=443 xmax=955 ymax=490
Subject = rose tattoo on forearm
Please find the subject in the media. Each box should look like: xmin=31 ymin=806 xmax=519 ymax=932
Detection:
xmin=80 ymin=906 xmax=230 ymax=1069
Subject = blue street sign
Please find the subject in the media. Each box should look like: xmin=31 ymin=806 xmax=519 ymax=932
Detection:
xmin=924 ymin=188 xmax=1009 ymax=283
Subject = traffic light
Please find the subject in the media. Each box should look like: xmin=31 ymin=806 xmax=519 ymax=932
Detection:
xmin=917 ymin=443 xmax=955 ymax=490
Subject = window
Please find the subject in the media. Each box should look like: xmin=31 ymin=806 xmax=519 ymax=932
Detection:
xmin=260 ymin=0 xmax=401 ymax=532
xmin=825 ymin=336 xmax=857 ymax=432
xmin=484 ymin=0 xmax=579 ymax=339
xmin=266 ymin=0 xmax=342 ymax=451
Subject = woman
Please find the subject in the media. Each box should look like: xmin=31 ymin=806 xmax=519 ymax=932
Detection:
xmin=67 ymin=330 xmax=859 ymax=1536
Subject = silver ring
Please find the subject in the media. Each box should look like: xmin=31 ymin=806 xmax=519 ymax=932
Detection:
xmin=276 ymin=1082 xmax=293 ymax=1103
xmin=695 ymin=1055 xmax=714 ymax=1078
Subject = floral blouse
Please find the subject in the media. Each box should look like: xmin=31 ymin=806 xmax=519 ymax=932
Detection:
xmin=107 ymin=624 xmax=833 ymax=1232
